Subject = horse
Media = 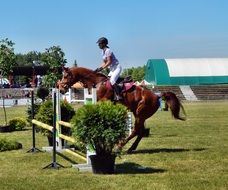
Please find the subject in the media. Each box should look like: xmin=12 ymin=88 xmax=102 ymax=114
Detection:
xmin=57 ymin=67 xmax=186 ymax=153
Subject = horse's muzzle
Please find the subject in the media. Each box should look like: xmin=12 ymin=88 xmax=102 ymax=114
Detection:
xmin=57 ymin=81 xmax=68 ymax=94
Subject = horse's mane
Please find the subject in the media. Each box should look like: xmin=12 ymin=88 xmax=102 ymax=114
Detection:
xmin=95 ymin=72 xmax=108 ymax=79
xmin=71 ymin=66 xmax=108 ymax=79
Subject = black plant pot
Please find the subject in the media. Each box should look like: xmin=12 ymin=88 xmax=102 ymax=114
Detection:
xmin=89 ymin=154 xmax=116 ymax=174
xmin=0 ymin=125 xmax=12 ymax=133
xmin=47 ymin=135 xmax=53 ymax=146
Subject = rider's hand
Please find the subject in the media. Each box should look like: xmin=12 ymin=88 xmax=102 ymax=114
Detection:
xmin=94 ymin=67 xmax=103 ymax=73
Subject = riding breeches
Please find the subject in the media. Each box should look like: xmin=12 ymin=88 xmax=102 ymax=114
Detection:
xmin=108 ymin=64 xmax=122 ymax=85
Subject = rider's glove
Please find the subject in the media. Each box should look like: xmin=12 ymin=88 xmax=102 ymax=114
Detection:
xmin=94 ymin=67 xmax=103 ymax=73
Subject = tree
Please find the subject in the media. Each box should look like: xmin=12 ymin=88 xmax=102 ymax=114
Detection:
xmin=73 ymin=59 xmax=78 ymax=67
xmin=121 ymin=66 xmax=145 ymax=81
xmin=0 ymin=38 xmax=16 ymax=78
xmin=14 ymin=51 xmax=43 ymax=85
xmin=0 ymin=38 xmax=16 ymax=126
xmin=15 ymin=51 xmax=42 ymax=66
xmin=41 ymin=46 xmax=67 ymax=88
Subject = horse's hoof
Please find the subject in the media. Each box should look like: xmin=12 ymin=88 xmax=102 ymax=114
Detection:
xmin=127 ymin=149 xmax=133 ymax=154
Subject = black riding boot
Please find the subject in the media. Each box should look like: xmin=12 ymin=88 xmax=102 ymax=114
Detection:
xmin=112 ymin=83 xmax=122 ymax=101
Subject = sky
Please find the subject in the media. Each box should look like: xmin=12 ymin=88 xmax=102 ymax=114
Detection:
xmin=1 ymin=0 xmax=228 ymax=69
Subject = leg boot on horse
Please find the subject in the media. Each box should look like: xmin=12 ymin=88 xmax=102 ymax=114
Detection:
xmin=112 ymin=83 xmax=123 ymax=101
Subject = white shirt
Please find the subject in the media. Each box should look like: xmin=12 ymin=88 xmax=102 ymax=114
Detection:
xmin=102 ymin=48 xmax=119 ymax=70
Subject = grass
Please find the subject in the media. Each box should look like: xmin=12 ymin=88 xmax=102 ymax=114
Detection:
xmin=0 ymin=101 xmax=228 ymax=190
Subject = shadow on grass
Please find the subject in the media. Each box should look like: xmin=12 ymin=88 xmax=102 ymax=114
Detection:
xmin=19 ymin=128 xmax=31 ymax=132
xmin=57 ymin=152 xmax=78 ymax=165
xmin=0 ymin=128 xmax=31 ymax=133
xmin=115 ymin=162 xmax=166 ymax=174
xmin=129 ymin=148 xmax=206 ymax=154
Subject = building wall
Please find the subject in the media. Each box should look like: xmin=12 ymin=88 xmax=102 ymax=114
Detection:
xmin=145 ymin=58 xmax=228 ymax=85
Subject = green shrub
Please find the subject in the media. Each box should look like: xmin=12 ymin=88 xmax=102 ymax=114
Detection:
xmin=37 ymin=86 xmax=50 ymax=101
xmin=0 ymin=138 xmax=22 ymax=151
xmin=27 ymin=101 xmax=42 ymax=125
xmin=8 ymin=117 xmax=28 ymax=131
xmin=35 ymin=100 xmax=75 ymax=136
xmin=71 ymin=101 xmax=128 ymax=156
xmin=35 ymin=100 xmax=53 ymax=126
xmin=61 ymin=101 xmax=76 ymax=122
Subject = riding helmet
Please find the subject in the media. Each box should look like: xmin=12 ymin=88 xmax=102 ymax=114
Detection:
xmin=96 ymin=37 xmax=108 ymax=45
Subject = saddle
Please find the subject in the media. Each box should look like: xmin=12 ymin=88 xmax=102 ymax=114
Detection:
xmin=116 ymin=76 xmax=133 ymax=84
xmin=106 ymin=76 xmax=135 ymax=93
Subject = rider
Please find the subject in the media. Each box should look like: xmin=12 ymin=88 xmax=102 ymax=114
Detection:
xmin=95 ymin=37 xmax=122 ymax=100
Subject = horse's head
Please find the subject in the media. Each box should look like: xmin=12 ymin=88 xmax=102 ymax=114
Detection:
xmin=58 ymin=67 xmax=75 ymax=94
xmin=58 ymin=66 xmax=108 ymax=94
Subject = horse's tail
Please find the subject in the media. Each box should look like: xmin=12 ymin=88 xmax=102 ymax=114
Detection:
xmin=161 ymin=92 xmax=186 ymax=121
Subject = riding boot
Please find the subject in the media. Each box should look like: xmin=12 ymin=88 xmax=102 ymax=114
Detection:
xmin=112 ymin=83 xmax=122 ymax=101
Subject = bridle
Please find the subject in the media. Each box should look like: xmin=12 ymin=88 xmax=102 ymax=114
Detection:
xmin=59 ymin=70 xmax=75 ymax=90
xmin=60 ymin=68 xmax=109 ymax=90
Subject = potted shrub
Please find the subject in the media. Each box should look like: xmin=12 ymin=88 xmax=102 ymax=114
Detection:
xmin=35 ymin=99 xmax=75 ymax=146
xmin=0 ymin=138 xmax=22 ymax=151
xmin=8 ymin=117 xmax=28 ymax=131
xmin=71 ymin=101 xmax=128 ymax=174
xmin=36 ymin=86 xmax=50 ymax=102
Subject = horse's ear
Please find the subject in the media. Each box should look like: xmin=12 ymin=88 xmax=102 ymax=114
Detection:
xmin=63 ymin=67 xmax=69 ymax=72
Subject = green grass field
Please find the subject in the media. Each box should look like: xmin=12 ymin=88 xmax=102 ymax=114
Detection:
xmin=0 ymin=101 xmax=228 ymax=190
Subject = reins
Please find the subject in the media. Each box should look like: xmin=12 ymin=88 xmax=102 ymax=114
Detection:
xmin=72 ymin=68 xmax=108 ymax=88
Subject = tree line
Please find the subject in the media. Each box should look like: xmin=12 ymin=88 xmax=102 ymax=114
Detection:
xmin=121 ymin=66 xmax=145 ymax=82
xmin=0 ymin=38 xmax=66 ymax=88
xmin=0 ymin=38 xmax=145 ymax=89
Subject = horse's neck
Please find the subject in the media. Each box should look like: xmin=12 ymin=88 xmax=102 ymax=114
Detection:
xmin=85 ymin=73 xmax=107 ymax=88
xmin=70 ymin=67 xmax=107 ymax=88
xmin=95 ymin=74 xmax=108 ymax=84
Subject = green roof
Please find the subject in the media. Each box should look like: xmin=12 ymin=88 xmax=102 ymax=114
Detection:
xmin=145 ymin=58 xmax=228 ymax=85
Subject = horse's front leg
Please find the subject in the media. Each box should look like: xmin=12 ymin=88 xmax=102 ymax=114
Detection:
xmin=127 ymin=118 xmax=145 ymax=153
xmin=127 ymin=135 xmax=143 ymax=154
xmin=118 ymin=117 xmax=144 ymax=153
xmin=118 ymin=127 xmax=137 ymax=148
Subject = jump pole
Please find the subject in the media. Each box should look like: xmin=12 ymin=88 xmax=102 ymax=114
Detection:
xmin=43 ymin=89 xmax=64 ymax=169
xmin=83 ymin=88 xmax=97 ymax=164
xmin=27 ymin=90 xmax=42 ymax=153
xmin=55 ymin=87 xmax=96 ymax=171
xmin=56 ymin=87 xmax=97 ymax=152
xmin=73 ymin=88 xmax=96 ymax=171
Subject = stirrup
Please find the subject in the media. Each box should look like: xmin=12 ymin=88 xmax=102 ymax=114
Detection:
xmin=114 ymin=95 xmax=123 ymax=101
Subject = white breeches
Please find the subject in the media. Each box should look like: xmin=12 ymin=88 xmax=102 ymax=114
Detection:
xmin=108 ymin=64 xmax=122 ymax=85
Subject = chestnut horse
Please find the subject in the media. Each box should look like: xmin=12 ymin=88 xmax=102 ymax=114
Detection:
xmin=58 ymin=67 xmax=185 ymax=153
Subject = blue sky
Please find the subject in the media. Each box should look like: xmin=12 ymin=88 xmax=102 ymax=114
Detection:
xmin=1 ymin=0 xmax=228 ymax=69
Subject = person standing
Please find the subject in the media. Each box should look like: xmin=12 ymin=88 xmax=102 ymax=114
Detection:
xmin=95 ymin=37 xmax=122 ymax=100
